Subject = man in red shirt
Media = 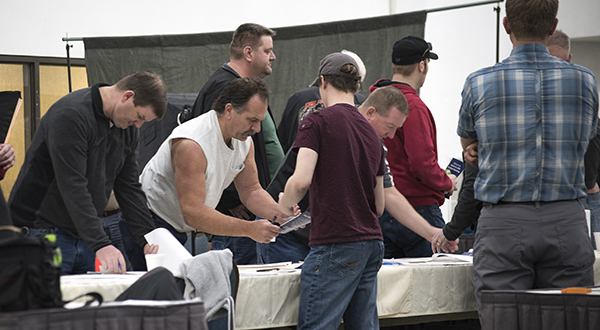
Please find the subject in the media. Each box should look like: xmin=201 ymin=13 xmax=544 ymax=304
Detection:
xmin=370 ymin=36 xmax=458 ymax=258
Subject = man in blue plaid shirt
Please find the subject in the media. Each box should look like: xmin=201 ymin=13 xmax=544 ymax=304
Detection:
xmin=457 ymin=0 xmax=599 ymax=313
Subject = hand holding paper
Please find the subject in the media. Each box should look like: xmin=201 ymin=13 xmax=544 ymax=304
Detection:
xmin=144 ymin=228 xmax=192 ymax=277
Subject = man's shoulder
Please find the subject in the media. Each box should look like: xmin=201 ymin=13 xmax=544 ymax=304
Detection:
xmin=43 ymin=92 xmax=94 ymax=126
xmin=556 ymin=61 xmax=597 ymax=81
xmin=286 ymin=87 xmax=321 ymax=112
xmin=291 ymin=86 xmax=320 ymax=99
xmin=465 ymin=54 xmax=598 ymax=86
xmin=202 ymin=67 xmax=237 ymax=91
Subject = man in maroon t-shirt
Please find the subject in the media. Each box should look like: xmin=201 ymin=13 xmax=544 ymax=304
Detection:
xmin=278 ymin=52 xmax=385 ymax=330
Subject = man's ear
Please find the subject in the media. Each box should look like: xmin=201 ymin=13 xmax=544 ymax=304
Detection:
xmin=319 ymin=76 xmax=327 ymax=89
xmin=548 ymin=18 xmax=558 ymax=36
xmin=224 ymin=103 xmax=235 ymax=119
xmin=243 ymin=46 xmax=253 ymax=62
xmin=366 ymin=106 xmax=377 ymax=117
xmin=503 ymin=16 xmax=511 ymax=35
xmin=121 ymin=90 xmax=135 ymax=103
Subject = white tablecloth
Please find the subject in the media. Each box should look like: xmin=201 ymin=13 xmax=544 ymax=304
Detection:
xmin=234 ymin=256 xmax=476 ymax=329
xmin=61 ymin=272 xmax=144 ymax=302
xmin=61 ymin=251 xmax=600 ymax=329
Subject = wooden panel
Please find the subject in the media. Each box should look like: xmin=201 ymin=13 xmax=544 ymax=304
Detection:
xmin=40 ymin=65 xmax=88 ymax=117
xmin=0 ymin=64 xmax=25 ymax=200
xmin=0 ymin=64 xmax=88 ymax=202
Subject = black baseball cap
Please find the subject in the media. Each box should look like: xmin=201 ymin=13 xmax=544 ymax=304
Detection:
xmin=392 ymin=36 xmax=438 ymax=65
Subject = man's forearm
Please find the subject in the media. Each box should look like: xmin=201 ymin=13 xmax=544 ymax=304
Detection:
xmin=182 ymin=202 xmax=254 ymax=236
xmin=241 ymin=187 xmax=280 ymax=220
xmin=279 ymin=174 xmax=309 ymax=214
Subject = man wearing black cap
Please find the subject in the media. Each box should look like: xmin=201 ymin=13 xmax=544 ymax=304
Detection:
xmin=279 ymin=52 xmax=386 ymax=330
xmin=370 ymin=36 xmax=457 ymax=258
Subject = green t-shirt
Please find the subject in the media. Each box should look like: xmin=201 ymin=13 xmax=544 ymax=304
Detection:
xmin=262 ymin=113 xmax=284 ymax=179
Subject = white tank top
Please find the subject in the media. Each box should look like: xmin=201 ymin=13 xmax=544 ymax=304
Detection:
xmin=140 ymin=110 xmax=251 ymax=233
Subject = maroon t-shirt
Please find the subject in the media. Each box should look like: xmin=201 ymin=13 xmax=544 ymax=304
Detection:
xmin=293 ymin=103 xmax=385 ymax=245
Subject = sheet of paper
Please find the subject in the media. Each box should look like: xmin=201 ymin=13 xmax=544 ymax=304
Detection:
xmin=144 ymin=228 xmax=192 ymax=277
xmin=382 ymin=253 xmax=473 ymax=266
xmin=237 ymin=261 xmax=292 ymax=270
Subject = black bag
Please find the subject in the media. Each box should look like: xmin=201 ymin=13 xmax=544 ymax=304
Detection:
xmin=0 ymin=226 xmax=63 ymax=311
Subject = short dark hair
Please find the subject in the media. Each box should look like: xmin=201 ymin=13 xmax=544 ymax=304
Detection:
xmin=115 ymin=71 xmax=167 ymax=119
xmin=363 ymin=86 xmax=409 ymax=117
xmin=230 ymin=23 xmax=276 ymax=60
xmin=212 ymin=76 xmax=269 ymax=114
xmin=506 ymin=0 xmax=558 ymax=41
xmin=313 ymin=64 xmax=360 ymax=94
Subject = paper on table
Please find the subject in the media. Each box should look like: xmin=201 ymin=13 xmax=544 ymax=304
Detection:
xmin=236 ymin=261 xmax=292 ymax=270
xmin=144 ymin=228 xmax=192 ymax=277
xmin=382 ymin=253 xmax=473 ymax=266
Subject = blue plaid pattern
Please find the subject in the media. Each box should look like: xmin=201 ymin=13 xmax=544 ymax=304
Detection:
xmin=458 ymin=43 xmax=599 ymax=203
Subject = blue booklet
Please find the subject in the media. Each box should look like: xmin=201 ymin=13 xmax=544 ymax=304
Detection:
xmin=445 ymin=157 xmax=464 ymax=176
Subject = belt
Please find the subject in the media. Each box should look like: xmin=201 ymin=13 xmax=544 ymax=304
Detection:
xmin=102 ymin=209 xmax=121 ymax=218
xmin=486 ymin=199 xmax=578 ymax=206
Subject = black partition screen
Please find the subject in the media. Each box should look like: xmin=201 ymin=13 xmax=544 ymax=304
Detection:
xmin=84 ymin=11 xmax=426 ymax=123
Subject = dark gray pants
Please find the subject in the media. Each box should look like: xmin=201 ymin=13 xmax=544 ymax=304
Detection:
xmin=473 ymin=199 xmax=595 ymax=312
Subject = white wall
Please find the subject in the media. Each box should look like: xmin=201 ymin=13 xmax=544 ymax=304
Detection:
xmin=2 ymin=0 xmax=599 ymax=221
xmin=0 ymin=0 xmax=392 ymax=59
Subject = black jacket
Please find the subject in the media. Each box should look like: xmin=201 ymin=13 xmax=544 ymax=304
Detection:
xmin=9 ymin=84 xmax=154 ymax=252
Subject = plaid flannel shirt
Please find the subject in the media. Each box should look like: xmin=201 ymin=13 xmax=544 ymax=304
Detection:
xmin=458 ymin=43 xmax=599 ymax=203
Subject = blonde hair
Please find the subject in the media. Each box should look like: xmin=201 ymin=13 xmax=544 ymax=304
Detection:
xmin=547 ymin=29 xmax=570 ymax=53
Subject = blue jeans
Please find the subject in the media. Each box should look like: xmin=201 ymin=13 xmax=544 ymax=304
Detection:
xmin=379 ymin=204 xmax=445 ymax=258
xmin=29 ymin=227 xmax=95 ymax=275
xmin=102 ymin=213 xmax=136 ymax=271
xmin=298 ymin=240 xmax=383 ymax=330
xmin=256 ymin=232 xmax=310 ymax=263
xmin=585 ymin=191 xmax=600 ymax=249
xmin=211 ymin=236 xmax=257 ymax=265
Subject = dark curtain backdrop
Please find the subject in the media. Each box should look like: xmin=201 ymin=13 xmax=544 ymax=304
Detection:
xmin=84 ymin=11 xmax=426 ymax=124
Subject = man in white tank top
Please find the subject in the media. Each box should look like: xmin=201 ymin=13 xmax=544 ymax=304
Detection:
xmin=140 ymin=77 xmax=291 ymax=245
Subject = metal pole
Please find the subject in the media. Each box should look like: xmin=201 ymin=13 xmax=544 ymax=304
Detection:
xmin=66 ymin=41 xmax=73 ymax=93
xmin=426 ymin=0 xmax=504 ymax=65
xmin=426 ymin=0 xmax=503 ymax=14
xmin=62 ymin=37 xmax=83 ymax=42
xmin=494 ymin=5 xmax=501 ymax=63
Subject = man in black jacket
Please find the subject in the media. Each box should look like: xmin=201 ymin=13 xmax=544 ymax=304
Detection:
xmin=9 ymin=72 xmax=166 ymax=274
